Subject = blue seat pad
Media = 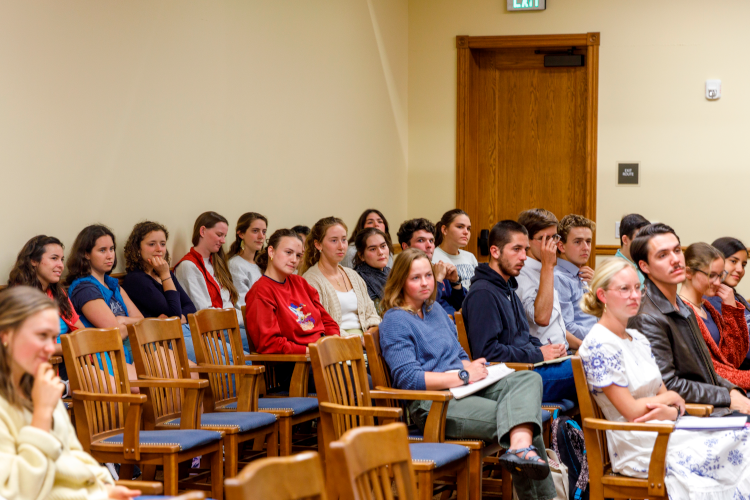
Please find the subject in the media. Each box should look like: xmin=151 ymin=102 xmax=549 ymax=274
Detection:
xmin=542 ymin=409 xmax=551 ymax=422
xmin=409 ymin=442 xmax=470 ymax=468
xmin=163 ymin=412 xmax=277 ymax=433
xmin=225 ymin=397 xmax=318 ymax=415
xmin=101 ymin=429 xmax=221 ymax=451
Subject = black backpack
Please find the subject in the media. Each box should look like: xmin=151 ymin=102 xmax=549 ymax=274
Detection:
xmin=552 ymin=416 xmax=589 ymax=500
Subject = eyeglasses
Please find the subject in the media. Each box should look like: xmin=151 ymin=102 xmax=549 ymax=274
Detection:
xmin=692 ymin=268 xmax=728 ymax=283
xmin=532 ymin=234 xmax=561 ymax=243
xmin=606 ymin=284 xmax=642 ymax=298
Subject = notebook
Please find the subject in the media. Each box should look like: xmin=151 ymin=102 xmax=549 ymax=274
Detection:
xmin=448 ymin=363 xmax=515 ymax=400
xmin=533 ymin=355 xmax=574 ymax=368
xmin=674 ymin=416 xmax=747 ymax=431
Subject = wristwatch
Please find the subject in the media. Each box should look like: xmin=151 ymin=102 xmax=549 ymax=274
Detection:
xmin=458 ymin=369 xmax=470 ymax=386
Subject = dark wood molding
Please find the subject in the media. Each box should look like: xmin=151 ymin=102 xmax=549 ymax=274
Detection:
xmin=462 ymin=33 xmax=598 ymax=50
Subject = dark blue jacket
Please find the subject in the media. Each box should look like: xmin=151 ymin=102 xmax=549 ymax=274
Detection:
xmin=462 ymin=263 xmax=543 ymax=364
xmin=436 ymin=278 xmax=466 ymax=317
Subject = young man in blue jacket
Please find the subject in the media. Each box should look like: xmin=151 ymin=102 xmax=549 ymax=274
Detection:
xmin=463 ymin=219 xmax=577 ymax=403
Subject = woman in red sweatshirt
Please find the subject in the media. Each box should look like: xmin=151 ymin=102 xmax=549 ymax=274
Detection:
xmin=245 ymin=228 xmax=340 ymax=356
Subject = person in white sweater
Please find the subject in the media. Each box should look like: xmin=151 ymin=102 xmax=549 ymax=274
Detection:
xmin=0 ymin=285 xmax=139 ymax=500
xmin=432 ymin=209 xmax=478 ymax=290
xmin=175 ymin=211 xmax=247 ymax=351
xmin=227 ymin=212 xmax=267 ymax=315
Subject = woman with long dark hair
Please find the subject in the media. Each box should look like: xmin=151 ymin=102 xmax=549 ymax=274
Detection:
xmin=353 ymin=227 xmax=392 ymax=313
xmin=341 ymin=209 xmax=394 ymax=269
xmin=228 ymin=212 xmax=268 ymax=316
xmin=65 ymin=225 xmax=142 ymax=379
xmin=0 ymin=286 xmax=140 ymax=500
xmin=8 ymin=235 xmax=84 ymax=354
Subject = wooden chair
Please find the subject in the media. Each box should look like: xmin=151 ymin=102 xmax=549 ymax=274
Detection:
xmin=61 ymin=327 xmax=224 ymax=499
xmin=571 ymin=356 xmax=712 ymax=500
xmin=114 ymin=479 xmax=206 ymax=499
xmin=129 ymin=317 xmax=280 ymax=478
xmin=328 ymin=423 xmax=419 ymax=500
xmin=241 ymin=304 xmax=312 ymax=397
xmin=189 ymin=308 xmax=319 ymax=456
xmin=364 ymin=328 xmax=509 ymax=500
xmin=310 ymin=335 xmax=470 ymax=500
xmin=225 ymin=451 xmax=327 ymax=500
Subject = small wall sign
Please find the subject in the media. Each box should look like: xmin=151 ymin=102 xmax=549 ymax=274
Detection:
xmin=507 ymin=0 xmax=546 ymax=11
xmin=617 ymin=162 xmax=640 ymax=186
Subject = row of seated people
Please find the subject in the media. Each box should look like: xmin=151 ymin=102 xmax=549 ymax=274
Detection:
xmin=3 ymin=220 xmax=750 ymax=499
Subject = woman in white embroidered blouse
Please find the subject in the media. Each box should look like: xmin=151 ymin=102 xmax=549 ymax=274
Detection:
xmin=578 ymin=258 xmax=750 ymax=499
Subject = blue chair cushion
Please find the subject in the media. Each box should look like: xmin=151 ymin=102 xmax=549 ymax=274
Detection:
xmin=225 ymin=397 xmax=318 ymax=415
xmin=542 ymin=409 xmax=552 ymax=423
xmin=543 ymin=399 xmax=575 ymax=412
xmin=163 ymin=412 xmax=277 ymax=433
xmin=409 ymin=442 xmax=470 ymax=468
xmin=101 ymin=429 xmax=221 ymax=451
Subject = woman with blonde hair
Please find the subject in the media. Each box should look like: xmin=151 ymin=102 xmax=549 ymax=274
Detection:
xmin=0 ymin=286 xmax=139 ymax=500
xmin=301 ymin=217 xmax=380 ymax=340
xmin=578 ymin=258 xmax=750 ymax=498
xmin=379 ymin=249 xmax=554 ymax=497
xmin=678 ymin=242 xmax=750 ymax=389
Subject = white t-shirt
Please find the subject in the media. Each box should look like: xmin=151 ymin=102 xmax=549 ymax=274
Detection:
xmin=431 ymin=246 xmax=478 ymax=290
xmin=229 ymin=255 xmax=263 ymax=309
xmin=336 ymin=289 xmax=361 ymax=330
xmin=515 ymin=257 xmax=568 ymax=348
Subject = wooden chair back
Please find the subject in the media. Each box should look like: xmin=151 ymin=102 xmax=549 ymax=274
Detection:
xmin=571 ymin=356 xmax=610 ymax=468
xmin=61 ymin=328 xmax=133 ymax=450
xmin=128 ymin=317 xmax=192 ymax=427
xmin=225 ymin=451 xmax=326 ymax=500
xmin=241 ymin=304 xmax=282 ymax=394
xmin=454 ymin=312 xmax=474 ymax=360
xmin=188 ymin=309 xmax=245 ymax=409
xmin=328 ymin=423 xmax=418 ymax=500
xmin=310 ymin=336 xmax=387 ymax=441
xmin=363 ymin=328 xmax=392 ymax=390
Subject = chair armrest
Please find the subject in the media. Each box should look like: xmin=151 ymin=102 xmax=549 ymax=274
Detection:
xmin=72 ymin=391 xmax=148 ymax=404
xmin=505 ymin=362 xmax=534 ymax=371
xmin=371 ymin=388 xmax=453 ymax=402
xmin=243 ymin=354 xmax=310 ymax=363
xmin=685 ymin=404 xmax=713 ymax=416
xmin=190 ymin=364 xmax=265 ymax=375
xmin=115 ymin=480 xmax=163 ymax=495
xmin=49 ymin=356 xmax=63 ymax=366
xmin=583 ymin=417 xmax=674 ymax=434
xmin=320 ymin=402 xmax=403 ymax=421
xmin=132 ymin=377 xmax=209 ymax=389
xmin=73 ymin=391 xmax=146 ymax=461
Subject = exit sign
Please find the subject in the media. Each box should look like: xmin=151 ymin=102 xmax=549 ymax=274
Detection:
xmin=507 ymin=0 xmax=546 ymax=11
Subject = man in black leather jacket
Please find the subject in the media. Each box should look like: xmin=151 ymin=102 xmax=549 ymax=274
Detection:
xmin=626 ymin=223 xmax=750 ymax=413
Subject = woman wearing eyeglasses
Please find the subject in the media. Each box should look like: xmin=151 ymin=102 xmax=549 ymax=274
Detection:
xmin=678 ymin=242 xmax=750 ymax=389
xmin=578 ymin=258 xmax=750 ymax=498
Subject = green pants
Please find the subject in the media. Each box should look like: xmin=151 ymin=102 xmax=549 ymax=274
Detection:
xmin=409 ymin=370 xmax=555 ymax=500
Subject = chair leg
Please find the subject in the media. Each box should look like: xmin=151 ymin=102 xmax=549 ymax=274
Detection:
xmin=141 ymin=465 xmax=157 ymax=481
xmin=118 ymin=464 xmax=134 ymax=481
xmin=468 ymin=449 xmax=482 ymax=500
xmin=267 ymin=426 xmax=279 ymax=457
xmin=501 ymin=467 xmax=513 ymax=500
xmin=225 ymin=434 xmax=238 ymax=479
xmin=416 ymin=470 xmax=434 ymax=500
xmin=456 ymin=458 xmax=470 ymax=500
xmin=209 ymin=447 xmax=224 ymax=500
xmin=162 ymin=455 xmax=179 ymax=496
xmin=278 ymin=416 xmax=292 ymax=456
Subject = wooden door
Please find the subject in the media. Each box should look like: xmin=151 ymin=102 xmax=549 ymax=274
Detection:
xmin=456 ymin=33 xmax=599 ymax=264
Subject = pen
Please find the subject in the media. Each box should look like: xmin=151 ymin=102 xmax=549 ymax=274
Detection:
xmin=547 ymin=338 xmax=553 ymax=345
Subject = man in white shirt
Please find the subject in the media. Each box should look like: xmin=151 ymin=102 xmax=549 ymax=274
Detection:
xmin=516 ymin=209 xmax=581 ymax=351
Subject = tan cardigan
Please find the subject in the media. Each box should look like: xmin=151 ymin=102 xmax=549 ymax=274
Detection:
xmin=303 ymin=263 xmax=381 ymax=335
xmin=0 ymin=397 xmax=114 ymax=500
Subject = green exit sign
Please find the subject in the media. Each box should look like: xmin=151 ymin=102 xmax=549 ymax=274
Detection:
xmin=507 ymin=0 xmax=546 ymax=10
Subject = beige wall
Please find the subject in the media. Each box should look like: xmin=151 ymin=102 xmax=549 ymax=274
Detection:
xmin=408 ymin=0 xmax=750 ymax=295
xmin=0 ymin=0 xmax=408 ymax=277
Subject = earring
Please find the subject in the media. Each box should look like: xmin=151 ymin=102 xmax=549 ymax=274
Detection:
xmin=271 ymin=256 xmax=274 ymax=262
xmin=2 ymin=342 xmax=7 ymax=348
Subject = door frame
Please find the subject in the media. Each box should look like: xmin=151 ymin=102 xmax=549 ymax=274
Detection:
xmin=455 ymin=33 xmax=600 ymax=262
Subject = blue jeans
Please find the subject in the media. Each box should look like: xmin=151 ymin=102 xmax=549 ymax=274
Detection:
xmin=181 ymin=323 xmax=197 ymax=363
xmin=535 ymin=359 xmax=577 ymax=403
